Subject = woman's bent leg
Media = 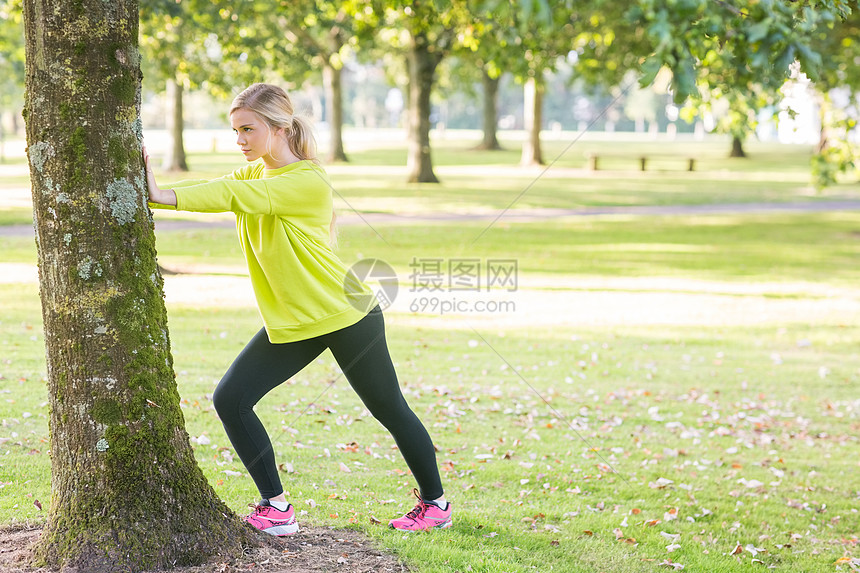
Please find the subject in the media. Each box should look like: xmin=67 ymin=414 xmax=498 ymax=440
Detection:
xmin=213 ymin=328 xmax=326 ymax=499
xmin=324 ymin=307 xmax=444 ymax=500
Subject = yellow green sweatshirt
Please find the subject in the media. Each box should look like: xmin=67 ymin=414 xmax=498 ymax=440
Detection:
xmin=150 ymin=160 xmax=374 ymax=343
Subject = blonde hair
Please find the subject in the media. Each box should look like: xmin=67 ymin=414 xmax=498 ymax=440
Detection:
xmin=230 ymin=83 xmax=318 ymax=163
xmin=231 ymin=83 xmax=339 ymax=247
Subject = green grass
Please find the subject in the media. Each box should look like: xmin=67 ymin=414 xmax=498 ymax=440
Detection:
xmin=2 ymin=134 xmax=859 ymax=572
xmin=1 ymin=279 xmax=858 ymax=572
xmin=4 ymin=212 xmax=858 ymax=286
xmin=2 ymin=211 xmax=860 ymax=571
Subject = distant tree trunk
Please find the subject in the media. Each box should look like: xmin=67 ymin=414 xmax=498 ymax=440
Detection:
xmin=817 ymin=94 xmax=830 ymax=154
xmin=163 ymin=76 xmax=188 ymax=171
xmin=406 ymin=30 xmax=441 ymax=183
xmin=521 ymin=74 xmax=544 ymax=166
xmin=402 ymin=56 xmax=411 ymax=132
xmin=323 ymin=62 xmax=348 ymax=162
xmin=729 ymin=135 xmax=747 ymax=158
xmin=22 ymin=1 xmax=255 ymax=570
xmin=476 ymin=69 xmax=502 ymax=151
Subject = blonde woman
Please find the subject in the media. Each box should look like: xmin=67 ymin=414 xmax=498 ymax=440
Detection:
xmin=144 ymin=83 xmax=450 ymax=534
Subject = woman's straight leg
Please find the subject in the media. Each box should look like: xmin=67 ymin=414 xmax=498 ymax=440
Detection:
xmin=323 ymin=307 xmax=444 ymax=500
xmin=213 ymin=328 xmax=327 ymax=499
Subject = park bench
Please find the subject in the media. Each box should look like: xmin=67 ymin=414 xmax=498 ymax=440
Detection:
xmin=586 ymin=152 xmax=696 ymax=172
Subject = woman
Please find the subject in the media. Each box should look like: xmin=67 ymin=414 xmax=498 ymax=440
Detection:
xmin=144 ymin=83 xmax=450 ymax=535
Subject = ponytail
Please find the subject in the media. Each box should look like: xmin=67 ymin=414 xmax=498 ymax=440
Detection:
xmin=286 ymin=114 xmax=318 ymax=164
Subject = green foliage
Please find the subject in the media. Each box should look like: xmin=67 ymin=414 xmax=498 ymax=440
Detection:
xmin=0 ymin=0 xmax=25 ymax=113
xmin=808 ymin=5 xmax=860 ymax=188
xmin=631 ymin=0 xmax=852 ymax=102
xmin=810 ymin=95 xmax=858 ymax=189
xmin=138 ymin=0 xmax=259 ymax=97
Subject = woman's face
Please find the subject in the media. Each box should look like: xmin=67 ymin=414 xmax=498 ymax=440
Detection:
xmin=231 ymin=108 xmax=281 ymax=164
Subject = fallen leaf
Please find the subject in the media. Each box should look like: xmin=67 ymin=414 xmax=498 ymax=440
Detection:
xmin=731 ymin=542 xmax=743 ymax=555
xmin=650 ymin=477 xmax=674 ymax=489
xmin=34 ymin=499 xmax=42 ymax=510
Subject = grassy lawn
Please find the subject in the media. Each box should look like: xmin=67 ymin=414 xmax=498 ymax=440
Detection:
xmin=1 ymin=207 xmax=859 ymax=572
xmin=3 ymin=211 xmax=853 ymax=286
xmin=1 ymin=134 xmax=858 ymax=571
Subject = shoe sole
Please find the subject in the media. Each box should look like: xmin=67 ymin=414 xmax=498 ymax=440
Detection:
xmin=389 ymin=519 xmax=453 ymax=531
xmin=263 ymin=522 xmax=300 ymax=536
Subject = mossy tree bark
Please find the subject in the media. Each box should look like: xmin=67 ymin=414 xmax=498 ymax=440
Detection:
xmin=22 ymin=1 xmax=256 ymax=570
xmin=406 ymin=30 xmax=442 ymax=184
xmin=520 ymin=75 xmax=544 ymax=166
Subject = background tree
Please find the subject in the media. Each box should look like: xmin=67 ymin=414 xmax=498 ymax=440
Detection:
xmin=511 ymin=1 xmax=617 ymax=166
xmin=0 ymin=0 xmax=25 ymax=160
xmin=265 ymin=0 xmax=373 ymax=163
xmin=624 ymin=0 xmax=854 ymax=161
xmin=374 ymin=0 xmax=471 ymax=183
xmin=22 ymin=0 xmax=255 ymax=569
xmin=444 ymin=14 xmax=520 ymax=151
xmin=139 ymin=0 xmax=238 ymax=171
xmin=808 ymin=6 xmax=860 ymax=187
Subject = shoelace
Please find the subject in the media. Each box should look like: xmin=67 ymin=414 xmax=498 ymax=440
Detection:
xmin=404 ymin=488 xmax=429 ymax=520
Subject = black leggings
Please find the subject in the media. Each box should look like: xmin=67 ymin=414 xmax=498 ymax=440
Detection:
xmin=212 ymin=306 xmax=444 ymax=501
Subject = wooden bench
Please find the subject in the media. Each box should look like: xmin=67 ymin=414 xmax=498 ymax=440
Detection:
xmin=586 ymin=153 xmax=696 ymax=172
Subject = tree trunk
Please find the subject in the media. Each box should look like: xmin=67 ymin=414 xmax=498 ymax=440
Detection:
xmin=729 ymin=135 xmax=747 ymax=158
xmin=323 ymin=62 xmax=348 ymax=163
xmin=521 ymin=74 xmax=544 ymax=166
xmin=22 ymin=1 xmax=256 ymax=571
xmin=475 ymin=70 xmax=502 ymax=151
xmin=817 ymin=94 xmax=829 ymax=154
xmin=163 ymin=76 xmax=188 ymax=171
xmin=406 ymin=31 xmax=440 ymax=183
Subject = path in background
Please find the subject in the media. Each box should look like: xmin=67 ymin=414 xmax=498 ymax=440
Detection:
xmin=3 ymin=200 xmax=860 ymax=238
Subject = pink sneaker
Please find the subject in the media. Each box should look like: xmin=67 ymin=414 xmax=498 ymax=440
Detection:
xmin=389 ymin=489 xmax=453 ymax=531
xmin=245 ymin=499 xmax=299 ymax=536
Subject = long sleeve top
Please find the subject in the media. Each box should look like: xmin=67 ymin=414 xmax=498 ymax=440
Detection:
xmin=150 ymin=160 xmax=374 ymax=343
